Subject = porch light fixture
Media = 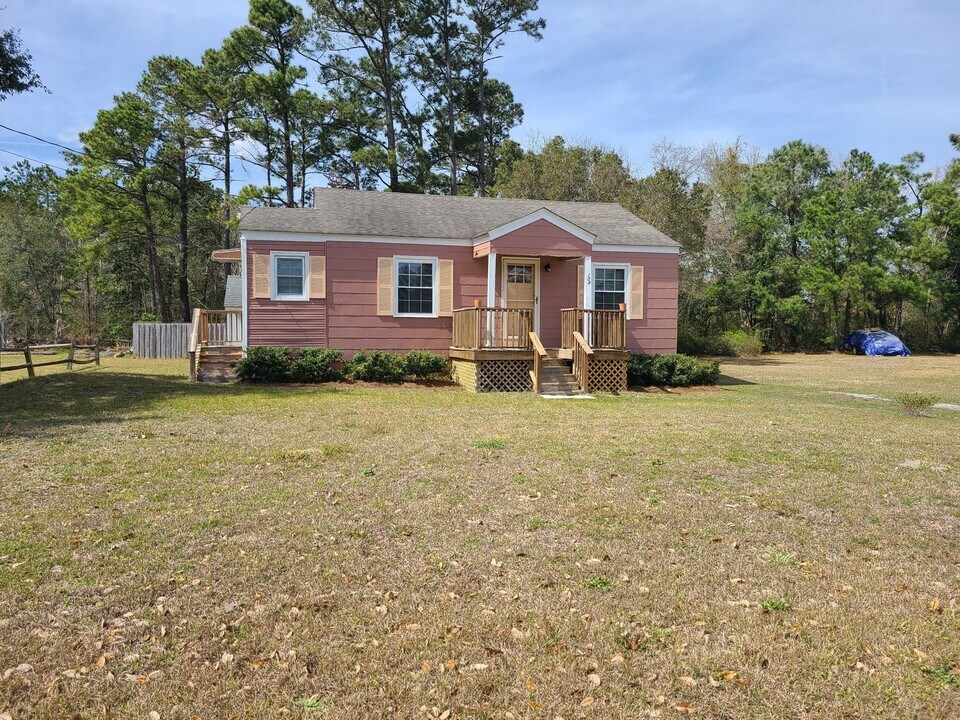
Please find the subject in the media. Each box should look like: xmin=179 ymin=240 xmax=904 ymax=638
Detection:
xmin=544 ymin=262 xmax=552 ymax=273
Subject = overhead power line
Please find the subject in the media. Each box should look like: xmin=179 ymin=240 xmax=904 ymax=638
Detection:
xmin=0 ymin=123 xmax=83 ymax=156
xmin=0 ymin=147 xmax=69 ymax=172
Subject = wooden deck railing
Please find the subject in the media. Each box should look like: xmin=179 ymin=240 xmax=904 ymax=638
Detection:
xmin=189 ymin=309 xmax=242 ymax=353
xmin=571 ymin=331 xmax=594 ymax=392
xmin=529 ymin=331 xmax=547 ymax=393
xmin=451 ymin=307 xmax=533 ymax=350
xmin=561 ymin=308 xmax=627 ymax=351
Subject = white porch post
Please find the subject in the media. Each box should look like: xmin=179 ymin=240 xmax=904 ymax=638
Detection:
xmin=240 ymin=233 xmax=248 ymax=353
xmin=485 ymin=252 xmax=497 ymax=347
xmin=583 ymin=255 xmax=593 ymax=344
xmin=486 ymin=252 xmax=497 ymax=307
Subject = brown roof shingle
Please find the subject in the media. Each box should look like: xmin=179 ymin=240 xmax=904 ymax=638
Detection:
xmin=239 ymin=189 xmax=679 ymax=248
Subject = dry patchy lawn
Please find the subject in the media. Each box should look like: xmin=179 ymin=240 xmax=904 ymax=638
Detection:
xmin=1 ymin=354 xmax=958 ymax=719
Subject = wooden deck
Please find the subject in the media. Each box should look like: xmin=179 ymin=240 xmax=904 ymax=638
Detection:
xmin=450 ymin=307 xmax=629 ymax=393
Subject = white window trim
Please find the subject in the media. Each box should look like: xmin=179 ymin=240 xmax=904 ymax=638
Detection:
xmin=592 ymin=262 xmax=631 ymax=315
xmin=270 ymin=250 xmax=310 ymax=301
xmin=393 ymin=255 xmax=439 ymax=318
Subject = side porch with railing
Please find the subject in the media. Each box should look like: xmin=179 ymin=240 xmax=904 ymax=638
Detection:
xmin=188 ymin=309 xmax=243 ymax=383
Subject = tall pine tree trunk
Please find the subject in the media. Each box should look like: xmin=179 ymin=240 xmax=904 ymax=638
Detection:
xmin=282 ymin=109 xmax=295 ymax=207
xmin=383 ymin=59 xmax=399 ymax=190
xmin=443 ymin=0 xmax=457 ymax=195
xmin=139 ymin=183 xmax=168 ymax=321
xmin=476 ymin=56 xmax=487 ymax=196
xmin=223 ymin=118 xmax=232 ymax=281
xmin=177 ymin=141 xmax=191 ymax=323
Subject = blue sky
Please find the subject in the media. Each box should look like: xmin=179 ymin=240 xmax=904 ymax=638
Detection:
xmin=3 ymin=0 xmax=959 ymax=183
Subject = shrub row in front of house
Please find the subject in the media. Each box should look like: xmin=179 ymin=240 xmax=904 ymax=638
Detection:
xmin=627 ymin=353 xmax=721 ymax=387
xmin=235 ymin=346 xmax=448 ymax=384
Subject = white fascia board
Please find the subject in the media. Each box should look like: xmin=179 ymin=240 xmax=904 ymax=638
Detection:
xmin=475 ymin=208 xmax=596 ymax=245
xmin=241 ymin=230 xmax=472 ymax=246
xmin=593 ymin=244 xmax=680 ymax=254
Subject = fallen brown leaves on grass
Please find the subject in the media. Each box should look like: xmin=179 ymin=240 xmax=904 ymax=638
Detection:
xmin=1 ymin=355 xmax=959 ymax=718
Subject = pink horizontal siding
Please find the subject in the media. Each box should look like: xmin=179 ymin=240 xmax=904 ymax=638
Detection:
xmin=490 ymin=218 xmax=591 ymax=256
xmin=326 ymin=242 xmax=484 ymax=356
xmin=244 ymin=237 xmax=678 ymax=357
xmin=593 ymin=250 xmax=679 ymax=354
xmin=246 ymin=240 xmax=327 ymax=348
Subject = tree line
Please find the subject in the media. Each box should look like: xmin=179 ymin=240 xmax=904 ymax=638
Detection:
xmin=493 ymin=135 xmax=960 ymax=352
xmin=0 ymin=0 xmax=544 ymax=337
xmin=1 ymin=2 xmax=959 ymax=353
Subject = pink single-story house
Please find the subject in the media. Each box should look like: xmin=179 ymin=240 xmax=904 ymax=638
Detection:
xmin=192 ymin=189 xmax=679 ymax=392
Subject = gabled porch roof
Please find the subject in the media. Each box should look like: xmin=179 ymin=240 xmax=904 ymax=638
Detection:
xmin=471 ymin=208 xmax=594 ymax=259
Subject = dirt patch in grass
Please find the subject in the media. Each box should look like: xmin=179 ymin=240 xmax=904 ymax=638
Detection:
xmin=1 ymin=354 xmax=959 ymax=718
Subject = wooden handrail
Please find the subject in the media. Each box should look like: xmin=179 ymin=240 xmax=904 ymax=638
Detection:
xmin=529 ymin=331 xmax=547 ymax=393
xmin=561 ymin=308 xmax=627 ymax=351
xmin=529 ymin=331 xmax=547 ymax=357
xmin=190 ymin=308 xmax=242 ymax=354
xmin=571 ymin=331 xmax=593 ymax=393
xmin=188 ymin=308 xmax=202 ymax=353
xmin=572 ymin=331 xmax=594 ymax=355
xmin=451 ymin=307 xmax=532 ymax=350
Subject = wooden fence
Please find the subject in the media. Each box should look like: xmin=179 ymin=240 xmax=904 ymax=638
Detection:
xmin=0 ymin=342 xmax=100 ymax=380
xmin=132 ymin=322 xmax=191 ymax=359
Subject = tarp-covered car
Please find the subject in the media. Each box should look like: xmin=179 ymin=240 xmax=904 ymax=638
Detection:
xmin=844 ymin=329 xmax=911 ymax=356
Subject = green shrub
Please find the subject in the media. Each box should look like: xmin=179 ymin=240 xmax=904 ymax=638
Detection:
xmin=895 ymin=392 xmax=938 ymax=416
xmin=289 ymin=348 xmax=344 ymax=383
xmin=627 ymin=353 xmax=720 ymax=388
xmin=235 ymin=346 xmax=291 ymax=383
xmin=721 ymin=329 xmax=764 ymax=357
xmin=348 ymin=349 xmax=406 ymax=382
xmin=671 ymin=354 xmax=721 ymax=386
xmin=678 ymin=330 xmax=729 ymax=356
xmin=403 ymin=350 xmax=448 ymax=379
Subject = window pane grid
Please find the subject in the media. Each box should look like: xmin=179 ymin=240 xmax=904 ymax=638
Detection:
xmin=397 ymin=260 xmax=435 ymax=314
xmin=275 ymin=256 xmax=304 ymax=297
xmin=507 ymin=265 xmax=532 ymax=284
xmin=593 ymin=267 xmax=625 ymax=310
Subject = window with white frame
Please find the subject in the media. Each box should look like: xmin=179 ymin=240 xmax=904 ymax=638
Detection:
xmin=272 ymin=252 xmax=309 ymax=301
xmin=593 ymin=264 xmax=628 ymax=311
xmin=395 ymin=257 xmax=438 ymax=316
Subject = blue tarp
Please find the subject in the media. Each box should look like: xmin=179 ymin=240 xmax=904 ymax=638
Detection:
xmin=844 ymin=329 xmax=911 ymax=356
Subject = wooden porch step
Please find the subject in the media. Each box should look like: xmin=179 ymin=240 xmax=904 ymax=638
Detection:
xmin=196 ymin=345 xmax=242 ymax=384
xmin=537 ymin=356 xmax=585 ymax=396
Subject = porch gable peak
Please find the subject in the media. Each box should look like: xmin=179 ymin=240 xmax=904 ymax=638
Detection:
xmin=475 ymin=208 xmax=596 ymax=245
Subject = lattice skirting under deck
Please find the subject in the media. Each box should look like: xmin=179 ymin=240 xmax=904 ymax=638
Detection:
xmin=452 ymin=359 xmax=533 ymax=393
xmin=587 ymin=358 xmax=628 ymax=393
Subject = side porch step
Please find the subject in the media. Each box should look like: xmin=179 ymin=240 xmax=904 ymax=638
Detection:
xmin=194 ymin=345 xmax=242 ymax=384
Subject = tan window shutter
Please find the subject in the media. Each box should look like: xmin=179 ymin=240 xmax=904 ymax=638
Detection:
xmin=309 ymin=255 xmax=326 ymax=299
xmin=377 ymin=257 xmax=393 ymax=316
xmin=438 ymin=259 xmax=454 ymax=317
xmin=252 ymin=253 xmax=270 ymax=299
xmin=629 ymin=265 xmax=645 ymax=320
xmin=577 ymin=264 xmax=584 ymax=308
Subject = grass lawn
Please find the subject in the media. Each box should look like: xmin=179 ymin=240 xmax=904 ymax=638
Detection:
xmin=1 ymin=354 xmax=958 ymax=719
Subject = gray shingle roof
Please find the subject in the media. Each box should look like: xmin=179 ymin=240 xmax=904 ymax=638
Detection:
xmin=239 ymin=189 xmax=679 ymax=248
